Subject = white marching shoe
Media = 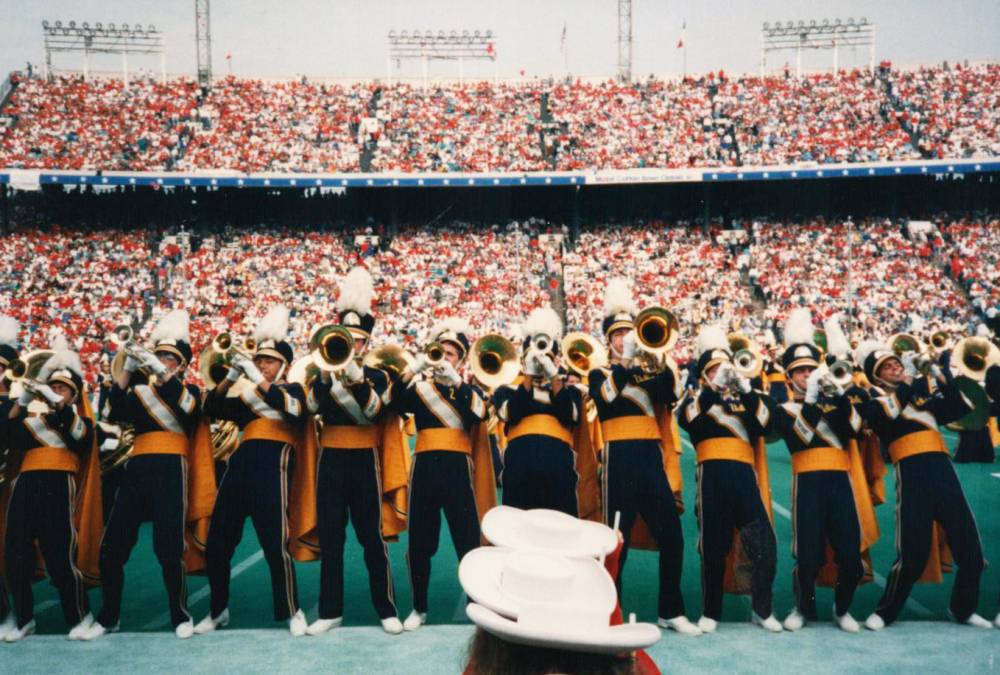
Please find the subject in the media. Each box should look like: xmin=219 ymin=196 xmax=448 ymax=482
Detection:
xmin=80 ymin=620 xmax=119 ymax=641
xmin=696 ymin=616 xmax=718 ymax=634
xmin=306 ymin=617 xmax=343 ymax=636
xmin=0 ymin=613 xmax=17 ymax=641
xmin=657 ymin=615 xmax=702 ymax=636
xmin=175 ymin=620 xmax=195 ymax=639
xmin=288 ymin=610 xmax=308 ymax=637
xmin=381 ymin=617 xmax=404 ymax=635
xmin=67 ymin=613 xmax=95 ymax=641
xmin=834 ymin=612 xmax=860 ymax=633
xmin=782 ymin=609 xmax=805 ymax=632
xmin=864 ymin=613 xmax=885 ymax=631
xmin=4 ymin=619 xmax=35 ymax=643
xmin=752 ymin=612 xmax=783 ymax=633
xmin=962 ymin=613 xmax=993 ymax=629
xmin=403 ymin=610 xmax=426 ymax=632
xmin=194 ymin=609 xmax=229 ymax=634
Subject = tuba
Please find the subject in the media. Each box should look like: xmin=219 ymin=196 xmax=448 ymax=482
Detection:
xmin=561 ymin=332 xmax=608 ymax=378
xmin=310 ymin=324 xmax=355 ymax=373
xmin=728 ymin=333 xmax=763 ymax=379
xmin=470 ymin=334 xmax=519 ymax=390
xmin=951 ymin=336 xmax=1000 ymax=382
xmin=364 ymin=344 xmax=416 ymax=379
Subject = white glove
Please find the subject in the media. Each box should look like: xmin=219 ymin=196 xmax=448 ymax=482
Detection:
xmin=343 ymin=359 xmax=364 ymax=384
xmin=734 ymin=374 xmax=752 ymax=394
xmin=804 ymin=369 xmax=824 ymax=404
xmin=240 ymin=359 xmax=264 ymax=385
xmin=901 ymin=352 xmax=919 ymax=378
xmin=123 ymin=355 xmax=140 ymax=373
xmin=141 ymin=352 xmax=168 ymax=376
xmin=17 ymin=386 xmax=35 ymax=407
xmin=711 ymin=362 xmax=734 ymax=389
xmin=31 ymin=383 xmax=64 ymax=405
xmin=621 ymin=331 xmax=637 ymax=361
xmin=225 ymin=366 xmax=243 ymax=383
xmin=436 ymin=360 xmax=463 ymax=387
xmin=535 ymin=352 xmax=559 ymax=380
xmin=410 ymin=352 xmax=432 ymax=375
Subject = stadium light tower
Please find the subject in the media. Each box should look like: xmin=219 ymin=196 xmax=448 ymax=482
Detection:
xmin=41 ymin=19 xmax=165 ymax=86
xmin=617 ymin=0 xmax=633 ymax=82
xmin=386 ymin=29 xmax=496 ymax=87
xmin=760 ymin=17 xmax=875 ymax=77
xmin=195 ymin=0 xmax=212 ymax=86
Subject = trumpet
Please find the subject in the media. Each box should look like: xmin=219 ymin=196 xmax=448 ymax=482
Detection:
xmin=728 ymin=333 xmax=763 ymax=379
xmin=561 ymin=332 xmax=608 ymax=378
xmin=818 ymin=359 xmax=855 ymax=396
xmin=470 ymin=334 xmax=519 ymax=390
xmin=310 ymin=324 xmax=355 ymax=373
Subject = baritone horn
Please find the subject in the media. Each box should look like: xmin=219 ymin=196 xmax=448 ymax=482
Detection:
xmin=728 ymin=333 xmax=763 ymax=379
xmin=561 ymin=332 xmax=608 ymax=378
xmin=926 ymin=330 xmax=952 ymax=353
xmin=889 ymin=332 xmax=933 ymax=373
xmin=423 ymin=341 xmax=446 ymax=367
xmin=470 ymin=334 xmax=519 ymax=390
xmin=199 ymin=332 xmax=257 ymax=388
xmin=364 ymin=344 xmax=416 ymax=378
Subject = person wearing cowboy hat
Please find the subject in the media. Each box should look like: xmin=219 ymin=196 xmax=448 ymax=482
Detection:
xmin=857 ymin=338 xmax=990 ymax=631
xmin=305 ymin=267 xmax=403 ymax=636
xmin=677 ymin=323 xmax=781 ymax=634
xmin=764 ymin=309 xmax=866 ymax=633
xmin=492 ymin=307 xmax=583 ymax=516
xmin=386 ymin=316 xmax=489 ymax=632
xmin=587 ymin=279 xmax=701 ymax=637
xmin=0 ymin=314 xmax=21 ymax=640
xmin=84 ymin=310 xmax=202 ymax=641
xmin=195 ymin=305 xmax=310 ymax=637
xmin=460 ymin=505 xmax=662 ymax=674
xmin=2 ymin=335 xmax=95 ymax=642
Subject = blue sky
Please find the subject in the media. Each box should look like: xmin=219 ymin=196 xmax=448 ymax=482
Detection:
xmin=1 ymin=0 xmax=997 ymax=81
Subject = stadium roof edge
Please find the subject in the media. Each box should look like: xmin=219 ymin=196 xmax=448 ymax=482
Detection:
xmin=1 ymin=158 xmax=997 ymax=189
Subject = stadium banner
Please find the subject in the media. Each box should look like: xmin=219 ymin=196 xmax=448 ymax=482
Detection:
xmin=2 ymin=158 xmax=998 ymax=190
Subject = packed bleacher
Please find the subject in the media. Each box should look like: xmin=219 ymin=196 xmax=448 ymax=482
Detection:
xmin=940 ymin=215 xmax=1000 ymax=310
xmin=3 ymin=63 xmax=999 ymax=173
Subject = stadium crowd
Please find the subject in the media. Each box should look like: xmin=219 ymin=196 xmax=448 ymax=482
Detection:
xmin=3 ymin=63 xmax=998 ymax=172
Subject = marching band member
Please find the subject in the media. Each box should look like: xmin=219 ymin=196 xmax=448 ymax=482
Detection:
xmin=493 ymin=307 xmax=582 ymax=516
xmin=677 ymin=324 xmax=780 ymax=634
xmin=588 ymin=280 xmax=700 ymax=637
xmin=985 ymin=363 xmax=1000 ymax=629
xmin=0 ymin=315 xmax=20 ymax=640
xmin=85 ymin=311 xmax=207 ymax=640
xmin=858 ymin=341 xmax=990 ymax=630
xmin=306 ymin=268 xmax=403 ymax=636
xmin=765 ymin=309 xmax=865 ymax=633
xmin=195 ymin=306 xmax=310 ymax=637
xmin=3 ymin=336 xmax=98 ymax=642
xmin=385 ymin=318 xmax=494 ymax=632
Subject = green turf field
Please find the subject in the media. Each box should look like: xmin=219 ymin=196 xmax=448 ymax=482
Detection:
xmin=6 ymin=429 xmax=998 ymax=673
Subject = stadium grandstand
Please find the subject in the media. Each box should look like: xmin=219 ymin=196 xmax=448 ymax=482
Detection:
xmin=1 ymin=3 xmax=999 ymax=674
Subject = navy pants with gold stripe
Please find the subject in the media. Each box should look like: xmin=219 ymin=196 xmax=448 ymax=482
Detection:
xmin=206 ymin=440 xmax=299 ymax=621
xmin=97 ymin=454 xmax=190 ymax=628
xmin=875 ymin=453 xmax=984 ymax=624
xmin=316 ymin=447 xmax=396 ymax=620
xmin=791 ymin=470 xmax=863 ymax=618
xmin=0 ymin=579 xmax=9 ymax=621
xmin=697 ymin=459 xmax=776 ymax=621
xmin=5 ymin=471 xmax=89 ymax=629
xmin=604 ymin=439 xmax=685 ymax=620
xmin=502 ymin=435 xmax=578 ymax=516
xmin=407 ymin=451 xmax=480 ymax=614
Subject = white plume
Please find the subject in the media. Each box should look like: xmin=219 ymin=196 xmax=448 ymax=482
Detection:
xmin=783 ymin=308 xmax=815 ymax=347
xmin=507 ymin=322 xmax=525 ymax=343
xmin=432 ymin=317 xmax=471 ymax=339
xmin=0 ymin=314 xmax=20 ymax=348
xmin=908 ymin=313 xmax=925 ymax=334
xmin=853 ymin=340 xmax=884 ymax=368
xmin=975 ymin=323 xmax=990 ymax=337
xmin=603 ymin=278 xmax=636 ymax=318
xmin=336 ymin=267 xmax=375 ymax=315
xmin=39 ymin=333 xmax=82 ymax=381
xmin=150 ymin=309 xmax=190 ymax=344
xmin=696 ymin=324 xmax=729 ymax=357
xmin=521 ymin=307 xmax=563 ymax=341
xmin=823 ymin=314 xmax=851 ymax=359
xmin=253 ymin=305 xmax=290 ymax=343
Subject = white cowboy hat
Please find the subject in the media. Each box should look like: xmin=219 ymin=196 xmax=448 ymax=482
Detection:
xmin=480 ymin=505 xmax=618 ymax=559
xmin=460 ymin=548 xmax=660 ymax=654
